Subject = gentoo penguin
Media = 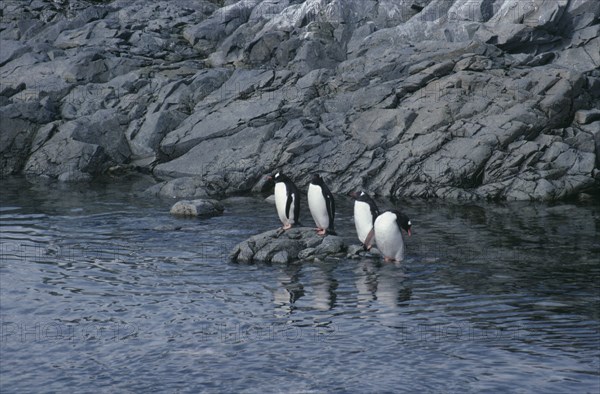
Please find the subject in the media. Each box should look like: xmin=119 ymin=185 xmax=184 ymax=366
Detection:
xmin=373 ymin=210 xmax=412 ymax=262
xmin=307 ymin=174 xmax=336 ymax=236
xmin=348 ymin=191 xmax=380 ymax=250
xmin=268 ymin=172 xmax=300 ymax=230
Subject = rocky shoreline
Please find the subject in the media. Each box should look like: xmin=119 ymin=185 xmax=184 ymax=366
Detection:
xmin=1 ymin=0 xmax=599 ymax=201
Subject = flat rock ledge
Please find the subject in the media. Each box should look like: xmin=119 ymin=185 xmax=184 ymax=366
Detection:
xmin=170 ymin=199 xmax=223 ymax=217
xmin=230 ymin=227 xmax=347 ymax=264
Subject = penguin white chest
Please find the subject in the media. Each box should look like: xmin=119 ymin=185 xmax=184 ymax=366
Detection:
xmin=274 ymin=182 xmax=294 ymax=225
xmin=374 ymin=212 xmax=405 ymax=261
xmin=354 ymin=201 xmax=374 ymax=243
xmin=308 ymin=184 xmax=329 ymax=229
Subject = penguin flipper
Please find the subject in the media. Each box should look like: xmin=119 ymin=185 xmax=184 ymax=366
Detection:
xmin=326 ymin=193 xmax=335 ymax=228
xmin=364 ymin=228 xmax=375 ymax=249
xmin=285 ymin=192 xmax=294 ymax=221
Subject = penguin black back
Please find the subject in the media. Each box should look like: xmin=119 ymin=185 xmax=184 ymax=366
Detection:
xmin=350 ymin=191 xmax=379 ymax=225
xmin=391 ymin=209 xmax=412 ymax=235
xmin=311 ymin=174 xmax=335 ymax=230
xmin=272 ymin=172 xmax=301 ymax=224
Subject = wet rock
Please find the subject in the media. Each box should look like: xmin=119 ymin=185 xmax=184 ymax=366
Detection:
xmin=170 ymin=199 xmax=224 ymax=217
xmin=24 ymin=136 xmax=109 ymax=179
xmin=58 ymin=170 xmax=93 ymax=182
xmin=346 ymin=244 xmax=364 ymax=257
xmin=144 ymin=177 xmax=214 ymax=199
xmin=230 ymin=227 xmax=347 ymax=264
xmin=575 ymin=109 xmax=600 ymax=125
xmin=264 ymin=195 xmax=276 ymax=204
xmin=22 ymin=108 xmax=130 ymax=179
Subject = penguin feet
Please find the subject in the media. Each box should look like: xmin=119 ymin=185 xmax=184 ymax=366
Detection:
xmin=315 ymin=228 xmax=326 ymax=236
xmin=383 ymin=256 xmax=399 ymax=263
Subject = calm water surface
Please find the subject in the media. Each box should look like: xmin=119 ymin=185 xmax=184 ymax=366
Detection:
xmin=1 ymin=176 xmax=599 ymax=393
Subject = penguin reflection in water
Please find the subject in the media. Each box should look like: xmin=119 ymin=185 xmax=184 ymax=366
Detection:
xmin=307 ymin=174 xmax=336 ymax=236
xmin=268 ymin=172 xmax=301 ymax=231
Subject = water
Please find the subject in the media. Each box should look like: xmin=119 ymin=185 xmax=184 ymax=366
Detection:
xmin=1 ymin=176 xmax=599 ymax=393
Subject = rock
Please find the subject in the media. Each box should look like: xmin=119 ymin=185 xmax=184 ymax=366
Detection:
xmin=155 ymin=124 xmax=279 ymax=193
xmin=144 ymin=177 xmax=214 ymax=199
xmin=160 ymin=92 xmax=285 ymax=159
xmin=130 ymin=109 xmax=187 ymax=157
xmin=21 ymin=108 xmax=130 ymax=179
xmin=230 ymin=227 xmax=348 ymax=264
xmin=575 ymin=109 xmax=600 ymax=125
xmin=169 ymin=199 xmax=224 ymax=217
xmin=0 ymin=101 xmax=55 ymax=176
xmin=58 ymin=170 xmax=93 ymax=182
xmin=183 ymin=0 xmax=256 ymax=53
xmin=578 ymin=192 xmax=594 ymax=201
xmin=314 ymin=235 xmax=346 ymax=255
xmin=265 ymin=195 xmax=276 ymax=204
xmin=1 ymin=0 xmax=599 ymax=200
xmin=0 ymin=40 xmax=30 ymax=67
xmin=24 ymin=136 xmax=109 ymax=178
xmin=346 ymin=244 xmax=364 ymax=258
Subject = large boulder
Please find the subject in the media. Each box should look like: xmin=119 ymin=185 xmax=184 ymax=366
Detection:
xmin=23 ymin=109 xmax=130 ymax=178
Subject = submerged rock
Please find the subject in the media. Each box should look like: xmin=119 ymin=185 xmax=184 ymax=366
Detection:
xmin=170 ymin=199 xmax=223 ymax=217
xmin=230 ymin=227 xmax=347 ymax=264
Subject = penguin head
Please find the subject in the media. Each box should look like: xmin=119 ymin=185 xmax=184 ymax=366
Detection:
xmin=393 ymin=210 xmax=412 ymax=236
xmin=348 ymin=190 xmax=365 ymax=200
xmin=311 ymin=173 xmax=324 ymax=185
xmin=348 ymin=191 xmax=372 ymax=203
xmin=270 ymin=171 xmax=289 ymax=183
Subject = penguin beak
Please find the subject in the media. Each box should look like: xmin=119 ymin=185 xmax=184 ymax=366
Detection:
xmin=266 ymin=175 xmax=272 ymax=180
xmin=407 ymin=228 xmax=412 ymax=237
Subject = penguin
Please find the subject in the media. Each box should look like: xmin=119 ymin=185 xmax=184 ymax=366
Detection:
xmin=348 ymin=191 xmax=380 ymax=250
xmin=373 ymin=210 xmax=412 ymax=263
xmin=268 ymin=172 xmax=300 ymax=230
xmin=307 ymin=174 xmax=335 ymax=236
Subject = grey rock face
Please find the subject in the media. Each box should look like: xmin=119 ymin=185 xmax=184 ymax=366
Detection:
xmin=0 ymin=101 xmax=55 ymax=175
xmin=23 ymin=108 xmax=129 ymax=178
xmin=230 ymin=227 xmax=347 ymax=264
xmin=1 ymin=0 xmax=598 ymax=199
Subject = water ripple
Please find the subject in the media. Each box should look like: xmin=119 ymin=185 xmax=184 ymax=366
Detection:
xmin=1 ymin=177 xmax=598 ymax=392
